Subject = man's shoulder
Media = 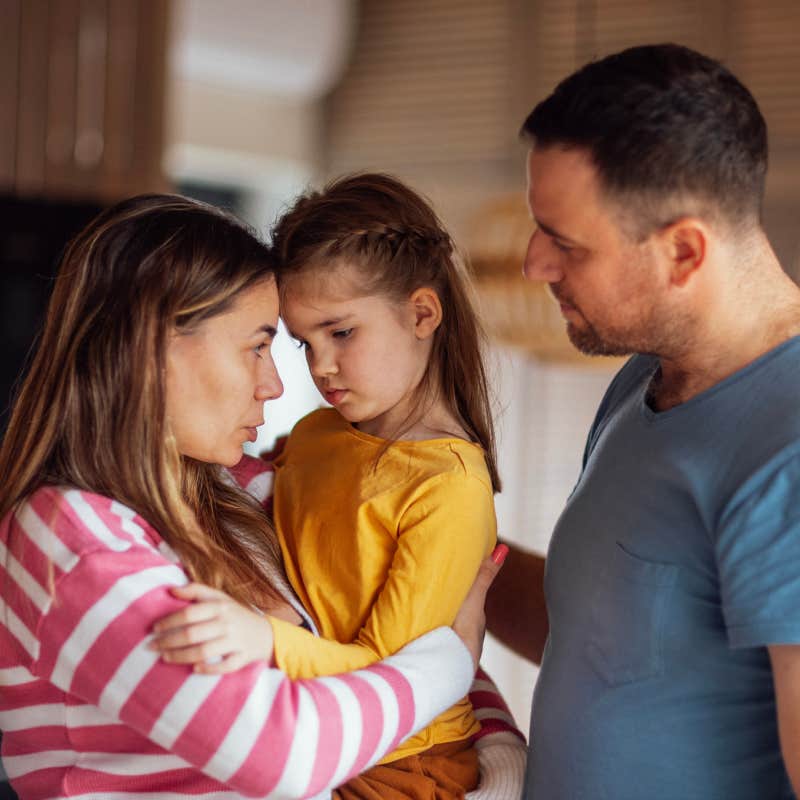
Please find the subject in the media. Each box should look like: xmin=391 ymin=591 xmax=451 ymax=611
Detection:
xmin=591 ymin=354 xmax=655 ymax=427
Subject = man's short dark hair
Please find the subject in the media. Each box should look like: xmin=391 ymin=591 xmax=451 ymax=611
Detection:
xmin=521 ymin=43 xmax=768 ymax=235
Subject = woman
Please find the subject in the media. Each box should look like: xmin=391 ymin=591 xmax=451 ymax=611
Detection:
xmin=0 ymin=195 xmax=515 ymax=800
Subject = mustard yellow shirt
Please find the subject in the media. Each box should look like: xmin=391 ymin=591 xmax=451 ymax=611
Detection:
xmin=271 ymin=408 xmax=497 ymax=762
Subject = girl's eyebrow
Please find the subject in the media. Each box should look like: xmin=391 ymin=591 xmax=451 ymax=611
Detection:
xmin=286 ymin=314 xmax=355 ymax=340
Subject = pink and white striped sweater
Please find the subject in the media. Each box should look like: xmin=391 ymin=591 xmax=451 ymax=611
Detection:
xmin=0 ymin=476 xmax=522 ymax=799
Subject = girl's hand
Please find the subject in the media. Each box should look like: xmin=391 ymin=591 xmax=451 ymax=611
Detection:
xmin=453 ymin=545 xmax=508 ymax=669
xmin=149 ymin=583 xmax=275 ymax=674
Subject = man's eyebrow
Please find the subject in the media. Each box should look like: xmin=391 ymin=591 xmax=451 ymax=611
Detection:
xmin=536 ymin=219 xmax=577 ymax=245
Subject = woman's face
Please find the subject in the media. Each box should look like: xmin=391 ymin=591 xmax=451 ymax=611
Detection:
xmin=165 ymin=278 xmax=283 ymax=467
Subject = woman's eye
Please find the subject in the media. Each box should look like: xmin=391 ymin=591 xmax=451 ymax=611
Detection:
xmin=553 ymin=239 xmax=572 ymax=253
xmin=333 ymin=328 xmax=353 ymax=340
xmin=254 ymin=342 xmax=268 ymax=358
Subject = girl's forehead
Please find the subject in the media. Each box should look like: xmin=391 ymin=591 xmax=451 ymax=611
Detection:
xmin=282 ymin=260 xmax=367 ymax=304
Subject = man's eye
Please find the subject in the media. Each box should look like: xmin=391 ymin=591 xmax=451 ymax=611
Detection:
xmin=333 ymin=328 xmax=353 ymax=339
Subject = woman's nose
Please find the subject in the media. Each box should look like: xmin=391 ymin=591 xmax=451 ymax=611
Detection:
xmin=256 ymin=356 xmax=284 ymax=401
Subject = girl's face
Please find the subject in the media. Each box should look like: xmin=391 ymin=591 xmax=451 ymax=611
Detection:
xmin=281 ymin=264 xmax=436 ymax=440
xmin=165 ymin=278 xmax=283 ymax=466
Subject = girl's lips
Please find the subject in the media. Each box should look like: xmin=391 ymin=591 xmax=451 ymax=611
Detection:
xmin=325 ymin=389 xmax=347 ymax=405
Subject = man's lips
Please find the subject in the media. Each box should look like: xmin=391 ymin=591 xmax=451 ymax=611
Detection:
xmin=549 ymin=288 xmax=577 ymax=316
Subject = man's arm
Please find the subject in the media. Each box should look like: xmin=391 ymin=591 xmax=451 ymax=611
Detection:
xmin=768 ymin=644 xmax=800 ymax=792
xmin=485 ymin=541 xmax=548 ymax=664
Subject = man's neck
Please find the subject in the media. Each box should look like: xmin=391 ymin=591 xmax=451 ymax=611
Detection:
xmin=649 ymin=255 xmax=800 ymax=412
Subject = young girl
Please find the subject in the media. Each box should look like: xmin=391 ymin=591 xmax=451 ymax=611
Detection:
xmin=154 ymin=175 xmax=513 ymax=798
xmin=274 ymin=172 xmax=502 ymax=798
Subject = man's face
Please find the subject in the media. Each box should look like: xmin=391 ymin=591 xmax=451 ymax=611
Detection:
xmin=523 ymin=146 xmax=676 ymax=357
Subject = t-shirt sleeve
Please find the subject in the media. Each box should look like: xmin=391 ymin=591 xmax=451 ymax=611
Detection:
xmin=716 ymin=450 xmax=800 ymax=649
xmin=8 ymin=499 xmax=474 ymax=799
xmin=273 ymin=471 xmax=496 ymax=678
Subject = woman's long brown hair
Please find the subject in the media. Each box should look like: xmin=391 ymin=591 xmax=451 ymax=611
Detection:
xmin=0 ymin=194 xmax=284 ymax=608
xmin=271 ymin=173 xmax=501 ymax=492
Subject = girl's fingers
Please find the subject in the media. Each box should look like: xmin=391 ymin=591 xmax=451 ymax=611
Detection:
xmin=169 ymin=583 xmax=229 ymax=602
xmin=153 ymin=600 xmax=221 ymax=634
xmin=150 ymin=620 xmax=224 ymax=651
xmin=194 ymin=653 xmax=246 ymax=675
xmin=158 ymin=637 xmax=230 ymax=665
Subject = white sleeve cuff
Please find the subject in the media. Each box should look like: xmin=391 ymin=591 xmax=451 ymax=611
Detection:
xmin=466 ymin=739 xmax=528 ymax=800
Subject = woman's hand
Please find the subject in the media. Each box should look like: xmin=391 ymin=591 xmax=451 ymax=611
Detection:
xmin=149 ymin=583 xmax=276 ymax=674
xmin=453 ymin=545 xmax=508 ymax=668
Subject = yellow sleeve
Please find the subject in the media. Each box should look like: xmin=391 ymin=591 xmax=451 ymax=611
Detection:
xmin=272 ymin=472 xmax=496 ymax=678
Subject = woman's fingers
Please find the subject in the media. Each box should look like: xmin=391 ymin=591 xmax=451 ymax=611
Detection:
xmin=453 ymin=545 xmax=509 ymax=668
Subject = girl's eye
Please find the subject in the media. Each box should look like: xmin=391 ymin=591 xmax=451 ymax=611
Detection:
xmin=294 ymin=338 xmax=310 ymax=351
xmin=333 ymin=328 xmax=353 ymax=340
xmin=553 ymin=239 xmax=573 ymax=253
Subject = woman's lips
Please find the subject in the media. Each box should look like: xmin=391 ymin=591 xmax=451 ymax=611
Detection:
xmin=244 ymin=427 xmax=259 ymax=442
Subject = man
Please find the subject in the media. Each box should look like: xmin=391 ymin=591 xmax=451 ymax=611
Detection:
xmin=487 ymin=43 xmax=800 ymax=798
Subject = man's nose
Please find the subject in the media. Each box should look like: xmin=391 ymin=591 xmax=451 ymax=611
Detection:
xmin=523 ymin=228 xmax=563 ymax=283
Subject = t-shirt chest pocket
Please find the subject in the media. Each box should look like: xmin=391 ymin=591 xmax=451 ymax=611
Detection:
xmin=586 ymin=542 xmax=679 ymax=686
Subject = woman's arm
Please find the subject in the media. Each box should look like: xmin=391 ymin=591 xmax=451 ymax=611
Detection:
xmin=4 ymin=495 xmax=476 ymax=799
xmin=466 ymin=668 xmax=528 ymax=800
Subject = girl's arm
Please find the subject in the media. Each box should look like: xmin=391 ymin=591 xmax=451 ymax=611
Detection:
xmin=268 ymin=472 xmax=495 ymax=678
xmin=4 ymin=495 xmax=476 ymax=800
xmin=159 ymin=471 xmax=494 ymax=678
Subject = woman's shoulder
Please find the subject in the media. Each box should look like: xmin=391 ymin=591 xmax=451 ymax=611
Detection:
xmin=4 ymin=485 xmax=165 ymax=558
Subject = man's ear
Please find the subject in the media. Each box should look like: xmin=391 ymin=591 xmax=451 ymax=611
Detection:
xmin=656 ymin=218 xmax=708 ymax=287
xmin=409 ymin=287 xmax=442 ymax=339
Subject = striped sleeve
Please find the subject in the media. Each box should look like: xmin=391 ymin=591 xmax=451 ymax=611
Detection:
xmin=466 ymin=669 xmax=527 ymax=800
xmin=5 ymin=491 xmax=475 ymax=799
xmin=470 ymin=667 xmax=526 ymax=745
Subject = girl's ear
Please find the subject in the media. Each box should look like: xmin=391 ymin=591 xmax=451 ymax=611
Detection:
xmin=409 ymin=287 xmax=442 ymax=340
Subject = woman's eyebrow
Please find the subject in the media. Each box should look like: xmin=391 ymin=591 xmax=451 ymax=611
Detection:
xmin=253 ymin=324 xmax=278 ymax=338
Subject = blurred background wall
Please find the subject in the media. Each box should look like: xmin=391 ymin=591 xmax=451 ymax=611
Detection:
xmin=1 ymin=2 xmax=799 ymax=787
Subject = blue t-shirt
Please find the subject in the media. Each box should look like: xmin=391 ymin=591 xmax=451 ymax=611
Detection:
xmin=526 ymin=338 xmax=800 ymax=799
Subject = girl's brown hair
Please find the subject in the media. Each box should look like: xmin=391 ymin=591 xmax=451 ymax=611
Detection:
xmin=0 ymin=194 xmax=283 ymax=608
xmin=271 ymin=173 xmax=501 ymax=492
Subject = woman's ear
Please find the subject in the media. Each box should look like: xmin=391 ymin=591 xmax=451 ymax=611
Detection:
xmin=409 ymin=287 xmax=442 ymax=340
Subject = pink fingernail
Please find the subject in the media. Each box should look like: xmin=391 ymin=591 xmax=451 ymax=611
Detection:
xmin=491 ymin=544 xmax=509 ymax=565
